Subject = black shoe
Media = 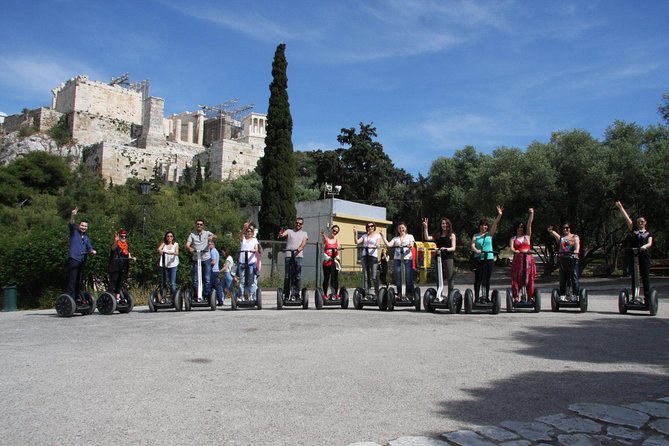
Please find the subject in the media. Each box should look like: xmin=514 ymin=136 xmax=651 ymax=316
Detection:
xmin=216 ymin=301 xmax=223 ymax=307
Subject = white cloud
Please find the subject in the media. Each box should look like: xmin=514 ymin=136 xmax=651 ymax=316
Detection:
xmin=0 ymin=55 xmax=101 ymax=98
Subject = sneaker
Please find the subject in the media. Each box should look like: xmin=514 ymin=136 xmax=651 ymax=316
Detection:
xmin=323 ymin=294 xmax=329 ymax=301
xmin=217 ymin=301 xmax=223 ymax=307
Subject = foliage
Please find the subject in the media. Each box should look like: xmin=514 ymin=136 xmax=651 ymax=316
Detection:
xmin=659 ymin=93 xmax=669 ymax=125
xmin=258 ymin=43 xmax=296 ymax=240
xmin=17 ymin=126 xmax=38 ymax=138
xmin=47 ymin=114 xmax=75 ymax=146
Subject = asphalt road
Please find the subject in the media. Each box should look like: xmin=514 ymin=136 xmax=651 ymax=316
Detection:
xmin=1 ymin=274 xmax=668 ymax=446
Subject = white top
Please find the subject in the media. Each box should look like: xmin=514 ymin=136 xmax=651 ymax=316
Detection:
xmin=360 ymin=233 xmax=383 ymax=258
xmin=239 ymin=237 xmax=258 ymax=264
xmin=159 ymin=243 xmax=179 ymax=268
xmin=388 ymin=234 xmax=415 ymax=260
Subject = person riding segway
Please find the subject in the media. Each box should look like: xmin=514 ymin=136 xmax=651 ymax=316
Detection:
xmin=97 ymin=230 xmax=136 ymax=315
xmin=315 ymin=226 xmax=348 ymax=310
xmin=615 ymin=201 xmax=658 ymax=316
xmin=464 ymin=206 xmax=504 ymax=314
xmin=277 ymin=218 xmax=309 ymax=309
xmin=149 ymin=231 xmax=182 ymax=312
xmin=382 ymin=222 xmax=421 ymax=312
xmin=548 ymin=223 xmax=587 ymax=313
xmin=56 ymin=208 xmax=97 ymax=317
xmin=422 ymin=217 xmax=461 ymax=313
xmin=183 ymin=220 xmax=217 ymax=311
xmin=506 ymin=208 xmax=541 ymax=313
xmin=352 ymin=222 xmax=385 ymax=310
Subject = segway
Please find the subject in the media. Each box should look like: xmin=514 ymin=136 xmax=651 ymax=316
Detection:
xmin=352 ymin=247 xmax=385 ymax=310
xmin=315 ymin=247 xmax=349 ymax=310
xmin=231 ymin=250 xmax=262 ymax=310
xmin=423 ymin=248 xmax=462 ymax=313
xmin=277 ymin=249 xmax=308 ymax=310
xmin=506 ymin=251 xmax=541 ymax=313
xmin=386 ymin=245 xmax=421 ymax=312
xmin=148 ymin=252 xmax=182 ymax=312
xmin=55 ymin=258 xmax=96 ymax=317
xmin=463 ymin=251 xmax=501 ymax=314
xmin=618 ymin=248 xmax=658 ymax=316
xmin=183 ymin=249 xmax=216 ymax=311
xmin=550 ymin=253 xmax=587 ymax=313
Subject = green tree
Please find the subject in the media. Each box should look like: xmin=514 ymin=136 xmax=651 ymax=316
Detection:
xmin=258 ymin=43 xmax=296 ymax=240
xmin=195 ymin=159 xmax=203 ymax=190
xmin=658 ymin=93 xmax=669 ymax=125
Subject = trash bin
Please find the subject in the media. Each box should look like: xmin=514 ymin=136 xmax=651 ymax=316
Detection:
xmin=3 ymin=285 xmax=17 ymax=311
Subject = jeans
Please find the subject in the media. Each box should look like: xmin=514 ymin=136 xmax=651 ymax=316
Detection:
xmin=238 ymin=263 xmax=257 ymax=298
xmin=192 ymin=259 xmax=212 ymax=299
xmin=211 ymin=270 xmax=224 ymax=303
xmin=393 ymin=259 xmax=414 ymax=295
xmin=284 ymin=257 xmax=303 ymax=296
xmin=223 ymin=271 xmax=234 ymax=298
xmin=361 ymin=256 xmax=379 ymax=296
xmin=160 ymin=266 xmax=178 ymax=297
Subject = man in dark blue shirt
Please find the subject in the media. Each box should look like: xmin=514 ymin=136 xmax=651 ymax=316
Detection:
xmin=67 ymin=208 xmax=96 ymax=301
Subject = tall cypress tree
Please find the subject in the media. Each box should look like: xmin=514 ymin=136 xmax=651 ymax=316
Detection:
xmin=259 ymin=43 xmax=296 ymax=240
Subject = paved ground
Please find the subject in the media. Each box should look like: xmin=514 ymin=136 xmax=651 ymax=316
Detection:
xmin=0 ymin=274 xmax=667 ymax=446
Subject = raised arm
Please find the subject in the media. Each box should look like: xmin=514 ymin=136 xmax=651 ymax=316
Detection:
xmin=489 ymin=205 xmax=504 ymax=236
xmin=547 ymin=226 xmax=560 ymax=242
xmin=422 ymin=218 xmax=434 ymax=241
xmin=320 ymin=228 xmax=328 ymax=244
xmin=615 ymin=201 xmax=633 ymax=231
xmin=69 ymin=208 xmax=78 ymax=224
xmin=526 ymin=208 xmax=534 ymax=239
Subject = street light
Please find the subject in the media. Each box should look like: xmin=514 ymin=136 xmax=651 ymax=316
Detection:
xmin=324 ymin=183 xmax=342 ymax=230
xmin=140 ymin=180 xmax=151 ymax=234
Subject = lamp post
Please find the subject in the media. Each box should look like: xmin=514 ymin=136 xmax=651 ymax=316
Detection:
xmin=140 ymin=180 xmax=151 ymax=234
xmin=324 ymin=183 xmax=342 ymax=230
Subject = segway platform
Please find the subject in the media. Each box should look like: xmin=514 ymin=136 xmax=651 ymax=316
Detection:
xmin=423 ymin=288 xmax=462 ymax=313
xmin=97 ymin=290 xmax=135 ymax=315
xmin=232 ymin=287 xmax=262 ymax=310
xmin=506 ymin=288 xmax=542 ymax=313
xmin=315 ymin=287 xmax=349 ymax=310
xmin=463 ymin=288 xmax=501 ymax=314
xmin=550 ymin=288 xmax=587 ymax=312
xmin=276 ymin=288 xmax=308 ymax=310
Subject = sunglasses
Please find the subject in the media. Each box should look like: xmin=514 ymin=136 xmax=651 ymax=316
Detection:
xmin=366 ymin=225 xmax=375 ymax=229
xmin=562 ymin=227 xmax=570 ymax=230
xmin=332 ymin=229 xmax=339 ymax=234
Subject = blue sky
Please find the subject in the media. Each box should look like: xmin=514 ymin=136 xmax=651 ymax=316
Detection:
xmin=1 ymin=0 xmax=668 ymax=177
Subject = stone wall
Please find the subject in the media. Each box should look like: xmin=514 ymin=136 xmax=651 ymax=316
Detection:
xmin=3 ymin=108 xmax=63 ymax=133
xmin=209 ymin=138 xmax=265 ymax=181
xmin=83 ymin=140 xmax=206 ymax=186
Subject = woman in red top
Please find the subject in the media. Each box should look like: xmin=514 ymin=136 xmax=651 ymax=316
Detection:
xmin=321 ymin=225 xmax=341 ymax=298
xmin=510 ymin=208 xmax=536 ymax=301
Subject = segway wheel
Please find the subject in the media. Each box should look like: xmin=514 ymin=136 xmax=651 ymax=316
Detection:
xmin=377 ymin=288 xmax=388 ymax=311
xmin=491 ymin=289 xmax=500 ymax=314
xmin=340 ymin=287 xmax=349 ymax=309
xmin=184 ymin=289 xmax=192 ymax=311
xmin=551 ymin=289 xmax=559 ymax=312
xmin=413 ymin=287 xmax=421 ymax=312
xmin=119 ymin=290 xmax=134 ymax=313
xmin=386 ymin=287 xmax=395 ymax=311
xmin=533 ymin=288 xmax=541 ymax=313
xmin=578 ymin=288 xmax=588 ymax=313
xmin=464 ymin=289 xmax=473 ymax=314
xmin=81 ymin=292 xmax=96 ymax=315
xmin=424 ymin=288 xmax=436 ymax=313
xmin=455 ymin=290 xmax=463 ymax=313
xmin=256 ymin=287 xmax=262 ymax=310
xmin=649 ymin=289 xmax=658 ymax=316
xmin=315 ymin=288 xmax=324 ymax=310
xmin=506 ymin=288 xmax=513 ymax=313
xmin=148 ymin=290 xmax=157 ymax=313
xmin=97 ymin=291 xmax=117 ymax=315
xmin=276 ymin=288 xmax=283 ymax=310
xmin=231 ymin=291 xmax=238 ymax=310
xmin=447 ymin=289 xmax=458 ymax=314
xmin=55 ymin=294 xmax=76 ymax=317
xmin=209 ymin=290 xmax=217 ymax=311
xmin=618 ymin=289 xmax=628 ymax=314
xmin=353 ymin=288 xmax=363 ymax=310
xmin=174 ymin=289 xmax=182 ymax=311
xmin=301 ymin=288 xmax=309 ymax=309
